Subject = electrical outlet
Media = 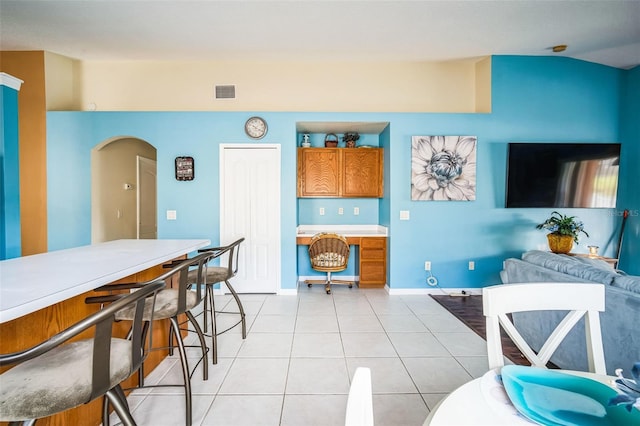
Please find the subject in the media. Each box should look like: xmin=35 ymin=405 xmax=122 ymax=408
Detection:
xmin=338 ymin=207 xmax=344 ymax=215
xmin=353 ymin=207 xmax=359 ymax=215
xmin=166 ymin=210 xmax=177 ymax=220
xmin=319 ymin=207 xmax=325 ymax=216
xmin=424 ymin=261 xmax=431 ymax=271
xmin=469 ymin=261 xmax=475 ymax=270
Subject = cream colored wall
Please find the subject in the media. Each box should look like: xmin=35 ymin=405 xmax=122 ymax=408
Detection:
xmin=91 ymin=138 xmax=156 ymax=243
xmin=44 ymin=52 xmax=82 ymax=110
xmin=77 ymin=58 xmax=491 ymax=112
xmin=475 ymin=56 xmax=492 ymax=113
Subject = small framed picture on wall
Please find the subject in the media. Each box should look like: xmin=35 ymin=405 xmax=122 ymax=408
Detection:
xmin=175 ymin=156 xmax=194 ymax=181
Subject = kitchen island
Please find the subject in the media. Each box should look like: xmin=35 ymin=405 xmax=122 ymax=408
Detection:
xmin=0 ymin=238 xmax=210 ymax=425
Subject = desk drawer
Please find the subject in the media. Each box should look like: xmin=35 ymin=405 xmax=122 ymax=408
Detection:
xmin=360 ymin=237 xmax=386 ymax=261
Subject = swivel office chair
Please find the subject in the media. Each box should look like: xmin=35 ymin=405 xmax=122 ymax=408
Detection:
xmin=305 ymin=233 xmax=354 ymax=294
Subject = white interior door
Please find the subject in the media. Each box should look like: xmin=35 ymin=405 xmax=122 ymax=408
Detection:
xmin=137 ymin=156 xmax=157 ymax=239
xmin=220 ymin=145 xmax=281 ymax=293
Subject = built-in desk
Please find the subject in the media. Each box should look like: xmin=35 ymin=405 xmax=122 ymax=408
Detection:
xmin=0 ymin=239 xmax=210 ymax=425
xmin=296 ymin=225 xmax=388 ymax=287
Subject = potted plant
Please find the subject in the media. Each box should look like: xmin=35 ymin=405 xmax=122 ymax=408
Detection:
xmin=536 ymin=211 xmax=589 ymax=254
xmin=342 ymin=132 xmax=360 ymax=148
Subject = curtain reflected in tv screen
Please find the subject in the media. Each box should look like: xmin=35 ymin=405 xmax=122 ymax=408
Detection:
xmin=506 ymin=143 xmax=621 ymax=208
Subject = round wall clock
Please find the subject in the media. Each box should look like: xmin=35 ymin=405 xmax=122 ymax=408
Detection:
xmin=244 ymin=116 xmax=268 ymax=139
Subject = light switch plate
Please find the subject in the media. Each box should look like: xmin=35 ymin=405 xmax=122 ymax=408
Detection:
xmin=400 ymin=210 xmax=410 ymax=220
xmin=166 ymin=210 xmax=177 ymax=220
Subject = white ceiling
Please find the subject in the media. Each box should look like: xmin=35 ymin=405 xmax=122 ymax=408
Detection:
xmin=1 ymin=1 xmax=639 ymax=69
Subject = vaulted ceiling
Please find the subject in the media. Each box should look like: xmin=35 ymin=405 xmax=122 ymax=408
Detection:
xmin=1 ymin=1 xmax=639 ymax=69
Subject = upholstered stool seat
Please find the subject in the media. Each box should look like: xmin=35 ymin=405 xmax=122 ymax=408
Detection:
xmin=116 ymin=288 xmax=199 ymax=321
xmin=0 ymin=339 xmax=132 ymax=421
xmin=187 ymin=266 xmax=228 ymax=287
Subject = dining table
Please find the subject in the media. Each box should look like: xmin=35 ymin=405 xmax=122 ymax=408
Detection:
xmin=424 ymin=366 xmax=632 ymax=425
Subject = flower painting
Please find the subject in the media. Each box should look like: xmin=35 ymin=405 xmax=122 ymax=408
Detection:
xmin=411 ymin=136 xmax=477 ymax=201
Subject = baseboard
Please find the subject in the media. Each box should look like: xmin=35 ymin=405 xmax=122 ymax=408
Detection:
xmin=214 ymin=282 xmax=481 ymax=296
xmin=387 ymin=287 xmax=482 ymax=296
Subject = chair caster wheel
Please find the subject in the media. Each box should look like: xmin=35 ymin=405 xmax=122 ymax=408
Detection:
xmin=349 ymin=284 xmax=353 ymax=288
xmin=326 ymin=290 xmax=331 ymax=294
xmin=308 ymin=283 xmax=312 ymax=287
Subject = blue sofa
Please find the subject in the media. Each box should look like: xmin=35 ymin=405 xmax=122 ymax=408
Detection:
xmin=500 ymin=250 xmax=640 ymax=375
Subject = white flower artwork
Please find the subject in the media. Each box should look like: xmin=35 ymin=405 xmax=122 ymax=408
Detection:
xmin=411 ymin=135 xmax=477 ymax=201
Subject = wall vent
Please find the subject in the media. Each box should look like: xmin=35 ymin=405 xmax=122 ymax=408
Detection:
xmin=215 ymin=85 xmax=236 ymax=99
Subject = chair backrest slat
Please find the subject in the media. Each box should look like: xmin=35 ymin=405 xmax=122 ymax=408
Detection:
xmin=483 ymin=282 xmax=606 ymax=374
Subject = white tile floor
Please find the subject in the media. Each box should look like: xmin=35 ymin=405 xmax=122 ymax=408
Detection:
xmin=112 ymin=285 xmax=490 ymax=426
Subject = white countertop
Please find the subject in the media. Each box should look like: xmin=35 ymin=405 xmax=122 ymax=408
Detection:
xmin=0 ymin=239 xmax=210 ymax=323
xmin=296 ymin=225 xmax=387 ymax=237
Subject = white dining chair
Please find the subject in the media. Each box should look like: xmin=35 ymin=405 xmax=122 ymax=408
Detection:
xmin=483 ymin=282 xmax=606 ymax=374
xmin=345 ymin=367 xmax=374 ymax=426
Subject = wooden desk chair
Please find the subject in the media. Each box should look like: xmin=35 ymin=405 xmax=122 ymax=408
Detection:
xmin=483 ymin=282 xmax=606 ymax=374
xmin=305 ymin=233 xmax=354 ymax=294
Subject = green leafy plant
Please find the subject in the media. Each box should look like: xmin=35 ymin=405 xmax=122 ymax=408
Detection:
xmin=536 ymin=211 xmax=589 ymax=244
xmin=342 ymin=132 xmax=360 ymax=143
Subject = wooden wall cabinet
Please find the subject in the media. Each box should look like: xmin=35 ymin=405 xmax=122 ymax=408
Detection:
xmin=297 ymin=148 xmax=383 ymax=198
xmin=297 ymin=148 xmax=341 ymax=197
xmin=342 ymin=148 xmax=383 ymax=197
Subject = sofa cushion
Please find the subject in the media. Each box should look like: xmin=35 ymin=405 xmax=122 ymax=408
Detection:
xmin=521 ymin=250 xmax=618 ymax=285
xmin=612 ymin=274 xmax=640 ymax=294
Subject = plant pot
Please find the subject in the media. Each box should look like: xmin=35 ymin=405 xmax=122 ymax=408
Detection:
xmin=547 ymin=233 xmax=574 ymax=254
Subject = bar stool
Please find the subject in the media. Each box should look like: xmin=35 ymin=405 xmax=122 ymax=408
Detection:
xmin=191 ymin=238 xmax=247 ymax=364
xmin=0 ymin=281 xmax=164 ymax=426
xmin=87 ymin=250 xmax=220 ymax=426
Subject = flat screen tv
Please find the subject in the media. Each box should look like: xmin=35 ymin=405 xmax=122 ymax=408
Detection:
xmin=506 ymin=143 xmax=621 ymax=208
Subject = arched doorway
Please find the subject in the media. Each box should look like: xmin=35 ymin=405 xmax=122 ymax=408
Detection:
xmin=91 ymin=137 xmax=157 ymax=243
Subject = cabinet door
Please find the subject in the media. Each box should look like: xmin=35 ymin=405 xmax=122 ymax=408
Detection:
xmin=297 ymin=148 xmax=341 ymax=197
xmin=342 ymin=148 xmax=383 ymax=198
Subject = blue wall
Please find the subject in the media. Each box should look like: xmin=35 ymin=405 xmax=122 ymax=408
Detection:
xmin=618 ymin=66 xmax=640 ymax=275
xmin=44 ymin=56 xmax=639 ymax=289
xmin=1 ymin=84 xmax=21 ymax=259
